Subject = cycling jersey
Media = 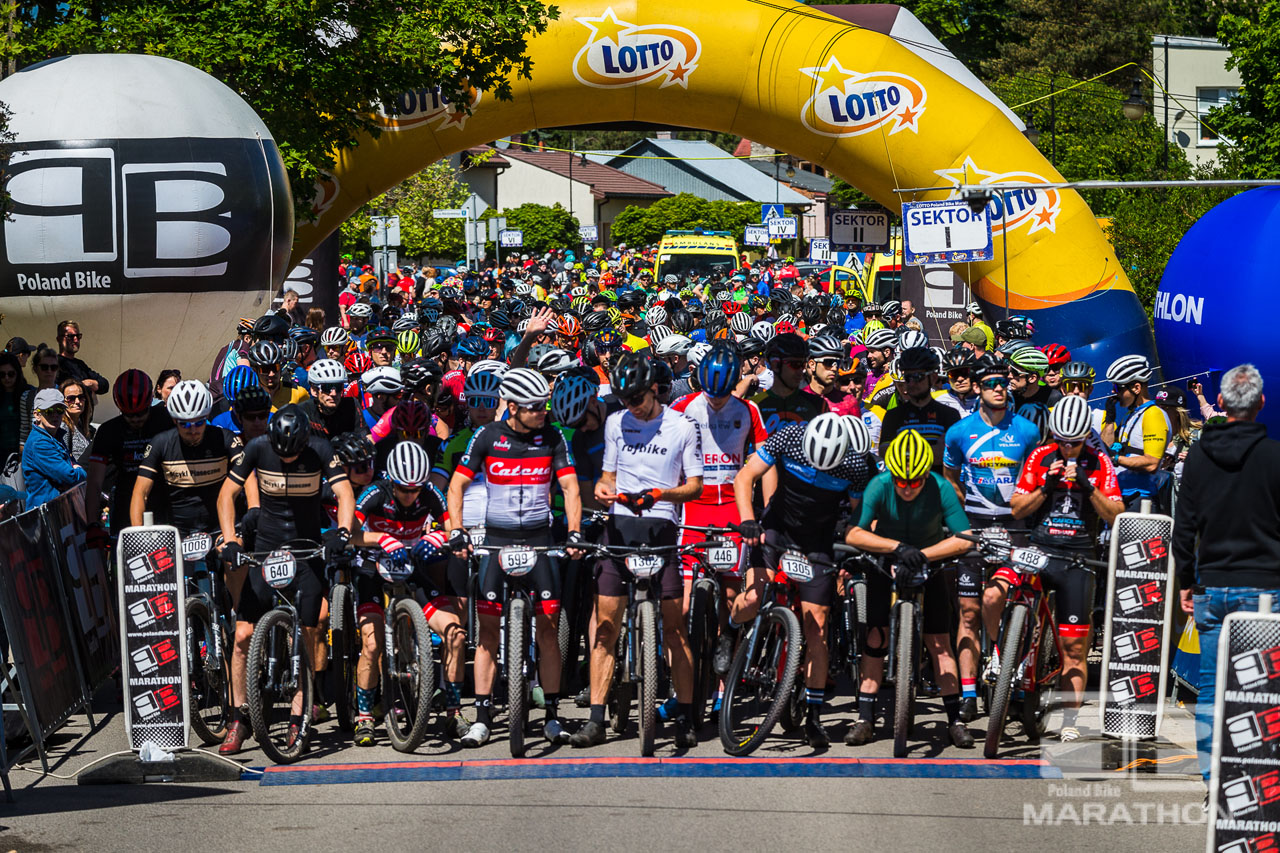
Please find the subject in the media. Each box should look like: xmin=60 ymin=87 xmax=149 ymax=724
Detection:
xmin=1014 ymin=444 xmax=1121 ymax=550
xmin=669 ymin=392 xmax=767 ymax=504
xmin=229 ymin=434 xmax=346 ymax=550
xmin=942 ymin=408 xmax=1042 ymax=518
xmin=822 ymin=387 xmax=861 ymax=417
xmin=878 ymin=399 xmax=960 ymax=471
xmin=355 ymin=479 xmax=448 ymax=545
xmin=856 ymin=471 xmax=971 ymax=549
xmin=269 ymin=383 xmax=310 ymax=410
xmin=602 ymin=405 xmax=703 ymax=523
xmin=456 ymin=420 xmax=574 ymax=530
xmin=937 ymin=390 xmax=979 ymax=417
xmin=89 ymin=407 xmax=172 ymax=531
xmin=752 ymin=387 xmax=829 ymax=435
xmin=300 ymin=396 xmax=360 ymax=438
xmin=137 ymin=426 xmax=243 ymax=534
xmin=433 ymin=427 xmax=487 ymax=528
xmin=1115 ymin=401 xmax=1171 ymax=497
xmin=756 ymin=422 xmax=875 ymax=546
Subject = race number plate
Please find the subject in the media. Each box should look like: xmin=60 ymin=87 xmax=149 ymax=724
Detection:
xmin=779 ymin=551 xmax=813 ymax=582
xmin=626 ymin=554 xmax=664 ymax=578
xmin=472 ymin=526 xmax=487 ymax=546
xmin=377 ymin=559 xmax=413 ymax=582
xmin=263 ymin=551 xmax=297 ymax=589
xmin=1011 ymin=547 xmax=1049 ymax=573
xmin=499 ymin=546 xmax=536 ymax=576
xmin=181 ymin=532 xmax=212 ymax=561
xmin=707 ymin=544 xmax=739 ymax=570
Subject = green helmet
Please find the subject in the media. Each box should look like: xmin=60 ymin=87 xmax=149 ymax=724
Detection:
xmin=1008 ymin=346 xmax=1049 ymax=377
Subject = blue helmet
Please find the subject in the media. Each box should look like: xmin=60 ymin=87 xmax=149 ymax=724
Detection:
xmin=222 ymin=364 xmax=259 ymax=401
xmin=696 ymin=341 xmax=741 ymax=398
xmin=454 ymin=335 xmax=488 ymax=359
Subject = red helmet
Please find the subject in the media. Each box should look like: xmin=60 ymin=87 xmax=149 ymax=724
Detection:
xmin=481 ymin=327 xmax=502 ymax=343
xmin=113 ymin=368 xmax=153 ymax=415
xmin=345 ymin=351 xmax=373 ymax=376
xmin=390 ymin=399 xmax=432 ymax=436
xmin=1040 ymin=343 xmax=1071 ymax=367
xmin=722 ymin=300 xmax=741 ymax=316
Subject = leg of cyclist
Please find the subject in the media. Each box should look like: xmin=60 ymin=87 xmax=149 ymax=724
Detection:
xmin=982 ymin=577 xmax=1012 ymax=675
xmin=799 ymin=600 xmax=831 ymax=747
xmin=954 ymin=554 xmax=984 ymax=722
xmin=463 ymin=551 xmax=501 ymax=747
xmin=847 ymin=563 xmax=892 ymax=746
xmin=424 ymin=554 xmax=471 ymax=739
xmin=569 ymin=592 xmax=624 ymax=747
xmin=1047 ymin=558 xmax=1094 ymax=741
xmin=354 ymin=604 xmax=383 ymax=745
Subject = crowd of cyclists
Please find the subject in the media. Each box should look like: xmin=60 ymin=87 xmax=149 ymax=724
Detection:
xmin=48 ymin=242 xmax=1202 ymax=760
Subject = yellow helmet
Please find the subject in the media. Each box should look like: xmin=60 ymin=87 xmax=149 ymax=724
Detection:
xmin=885 ymin=429 xmax=933 ymax=480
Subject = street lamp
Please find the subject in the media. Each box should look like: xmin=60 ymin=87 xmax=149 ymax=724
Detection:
xmin=1023 ymin=114 xmax=1041 ymax=146
xmin=1122 ymin=76 xmax=1149 ymax=122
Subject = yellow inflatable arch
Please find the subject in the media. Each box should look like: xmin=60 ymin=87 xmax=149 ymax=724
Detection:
xmin=297 ymin=0 xmax=1154 ymax=362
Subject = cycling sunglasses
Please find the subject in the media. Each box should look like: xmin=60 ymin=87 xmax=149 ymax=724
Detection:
xmin=467 ymin=395 xmax=499 ymax=410
xmin=893 ymin=476 xmax=926 ymax=489
xmin=1061 ymin=380 xmax=1093 ymax=394
xmin=314 ymin=383 xmax=344 ymax=394
xmin=815 ymin=358 xmax=841 ymax=369
xmin=979 ymin=376 xmax=1011 ymax=390
xmin=345 ymin=460 xmax=373 ymax=474
xmin=177 ymin=419 xmax=206 ymax=429
xmin=902 ymin=372 xmax=931 ymax=383
xmin=780 ymin=358 xmax=807 ymax=370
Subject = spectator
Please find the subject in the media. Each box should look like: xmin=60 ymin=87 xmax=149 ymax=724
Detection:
xmin=5 ymin=337 xmax=34 ymax=369
xmin=154 ymin=369 xmax=182 ymax=405
xmin=952 ymin=325 xmax=988 ymax=357
xmin=277 ymin=289 xmax=306 ymax=325
xmin=948 ymin=321 xmax=969 ymax=342
xmin=21 ymin=388 xmax=86 ymax=509
xmin=0 ymin=353 xmax=29 ymax=464
xmin=20 ymin=345 xmax=60 ymax=449
xmin=55 ymin=320 xmax=109 ymax=402
xmin=1174 ymin=364 xmax=1280 ymax=792
xmin=58 ymin=377 xmax=94 ymax=464
xmin=305 ymin=307 xmax=325 ymax=332
xmin=900 ymin=299 xmax=924 ymax=332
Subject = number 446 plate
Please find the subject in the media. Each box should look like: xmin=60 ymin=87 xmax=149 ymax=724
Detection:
xmin=707 ymin=545 xmax=738 ymax=570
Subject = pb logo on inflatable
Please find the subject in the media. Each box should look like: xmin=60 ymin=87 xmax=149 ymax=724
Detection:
xmin=573 ymin=7 xmax=701 ymax=89
xmin=375 ymin=85 xmax=483 ymax=132
xmin=936 ymin=157 xmax=1062 ymax=236
xmin=800 ymin=58 xmax=926 ymax=137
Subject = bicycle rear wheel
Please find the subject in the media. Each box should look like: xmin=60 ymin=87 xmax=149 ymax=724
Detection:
xmin=985 ymin=604 xmax=1028 ymax=759
xmin=637 ymin=600 xmax=659 ymax=757
xmin=329 ymin=582 xmax=357 ymax=732
xmin=718 ymin=606 xmax=802 ymax=756
xmin=185 ymin=597 xmax=230 ymax=746
xmin=688 ymin=578 xmax=716 ymax=729
xmin=247 ymin=609 xmax=314 ymax=764
xmin=383 ymin=598 xmax=435 ymax=753
xmin=506 ymin=597 xmax=530 ymax=758
xmin=1022 ymin=615 xmax=1059 ymax=743
xmin=892 ymin=601 xmax=917 ymax=759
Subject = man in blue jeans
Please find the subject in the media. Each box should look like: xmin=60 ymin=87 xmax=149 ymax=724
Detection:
xmin=1173 ymin=363 xmax=1280 ymax=789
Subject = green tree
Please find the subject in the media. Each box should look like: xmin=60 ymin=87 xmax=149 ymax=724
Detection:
xmin=482 ymin=203 xmax=580 ymax=254
xmin=1212 ymin=2 xmax=1280 ymax=178
xmin=610 ymin=193 xmax=760 ymax=246
xmin=0 ymin=99 xmax=11 ymax=216
xmin=339 ymin=159 xmax=472 ymax=260
xmin=4 ymin=0 xmax=558 ymax=220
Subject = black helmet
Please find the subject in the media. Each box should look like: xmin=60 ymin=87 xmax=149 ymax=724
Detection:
xmin=736 ymin=337 xmax=763 ymax=360
xmin=247 ymin=340 xmax=282 ymax=368
xmin=996 ymin=318 xmax=1030 ymax=341
xmin=651 ymin=358 xmax=674 ymax=401
xmin=268 ymin=404 xmax=311 ymax=457
xmin=331 ymin=431 xmax=375 ymax=467
xmin=252 ymin=313 xmax=290 ymax=341
xmin=401 ymin=358 xmax=442 ymax=392
xmin=972 ymin=353 xmax=1008 ymax=380
xmin=610 ymin=351 xmax=657 ymax=403
xmin=489 ymin=308 xmax=512 ymax=330
xmin=581 ymin=311 xmax=612 ymax=334
xmin=897 ymin=346 xmax=939 ymax=374
xmin=800 ymin=300 xmax=824 ymax=326
xmin=669 ymin=307 xmax=693 ymax=333
xmin=617 ymin=290 xmax=645 ymax=311
xmin=289 ymin=325 xmax=319 ymax=348
xmin=419 ymin=329 xmax=447 ymax=360
xmin=231 ymin=385 xmax=271 ymax=414
xmin=766 ymin=332 xmax=808 ymax=363
xmin=942 ymin=346 xmax=977 ymax=373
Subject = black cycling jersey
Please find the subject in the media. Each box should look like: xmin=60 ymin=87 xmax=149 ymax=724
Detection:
xmin=137 ymin=425 xmax=243 ymax=534
xmin=355 ymin=479 xmax=448 ymax=544
xmin=300 ymin=396 xmax=361 ymax=438
xmin=229 ymin=434 xmax=346 ymax=549
xmin=457 ymin=419 xmax=575 ymax=530
xmin=878 ymin=398 xmax=960 ymax=472
xmin=89 ymin=407 xmax=172 ymax=529
xmin=755 ymin=422 xmax=874 ymax=546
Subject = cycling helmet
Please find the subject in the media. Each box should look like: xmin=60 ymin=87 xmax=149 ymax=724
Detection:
xmin=880 ymin=300 xmax=902 ymax=320
xmin=268 ymin=404 xmax=311 ymax=457
xmin=166 ymin=380 xmax=213 ymax=421
xmin=647 ymin=305 xmax=669 ymax=327
xmin=400 ymin=359 xmax=442 ymax=393
xmin=766 ymin=332 xmax=808 ymax=363
xmin=995 ymin=318 xmax=1029 ymax=341
xmin=1040 ymin=343 xmax=1071 ymax=367
xmin=897 ymin=346 xmax=940 ymax=374
xmin=997 ymin=339 xmax=1033 ymax=357
xmin=737 ymin=337 xmax=765 ymax=361
xmin=686 ymin=342 xmax=714 ymax=368
xmin=252 ymin=313 xmax=290 ymax=341
xmin=648 ymin=324 xmax=674 ymax=345
xmin=863 ymin=329 xmax=898 ymax=351
xmin=468 ymin=358 xmax=508 ymax=377
xmin=654 ymin=334 xmax=693 ymax=357
xmin=750 ymin=321 xmax=776 ymax=342
xmin=807 ymin=323 xmax=830 ymax=339
xmin=1012 ymin=315 xmax=1036 ymax=337
xmin=454 ymin=335 xmax=488 ymax=359
xmin=527 ymin=343 xmax=555 ymax=367
xmin=113 ymin=368 xmax=153 ymax=415
xmin=884 ymin=429 xmax=933 ymax=480
xmin=1060 ymin=361 xmax=1096 ymax=382
xmin=345 ymin=351 xmax=373 ymax=376
xmin=1106 ymin=354 xmax=1152 ymax=385
xmin=500 ymin=367 xmax=552 ymax=406
xmin=1049 ymin=394 xmax=1093 ymax=442
xmin=332 ymin=432 xmax=375 ymax=467
xmin=247 ymin=340 xmax=282 ymax=369
xmin=488 ymin=308 xmax=512 ymax=330
xmin=669 ymin=308 xmax=694 ymax=333
xmin=803 ymin=412 xmax=851 ymax=472
xmin=842 ymin=414 xmax=873 ymax=456
xmin=611 ymin=351 xmax=656 ymax=401
xmin=827 ymin=307 xmax=847 ymax=327
xmin=363 ymin=366 xmax=404 ymax=395
xmin=231 ymin=385 xmax=271 ymax=414
xmin=289 ymin=325 xmax=319 ymax=347
xmin=559 ymin=315 xmax=583 ymax=340
xmin=580 ymin=311 xmax=611 ymax=334
xmin=307 ymin=358 xmax=347 ymax=386
xmin=385 ymin=440 xmax=431 ymax=487
xmin=464 ymin=369 xmax=503 ymax=404
xmin=347 ymin=303 xmax=374 ymax=320
xmin=808 ymin=334 xmax=845 ymax=361
xmin=942 ymin=347 xmax=976 ymax=373
xmin=279 ymin=337 xmax=299 ymax=364
xmin=729 ymin=312 xmax=752 ymax=334
xmin=390 ymin=399 xmax=431 ymax=435
xmin=617 ymin=290 xmax=645 ymax=311
xmin=365 ymin=326 xmax=396 ymax=349
xmin=696 ymin=342 xmax=741 ymax=398
xmin=593 ymin=329 xmax=624 ymax=350
xmin=897 ymin=329 xmax=929 ymax=351
xmin=652 ymin=358 xmax=674 ymax=400
xmin=396 ymin=330 xmax=421 ymax=355
xmin=663 ymin=274 xmax=679 ymax=285
xmin=863 ymin=301 xmax=882 ymax=315
xmin=971 ymin=354 xmax=1008 ymax=380
xmin=1007 ymin=346 xmax=1050 ymax=377
xmin=551 ymin=373 xmax=597 ymax=426
xmin=419 ymin=330 xmax=448 ymax=360
xmin=966 ymin=301 xmax=982 ymax=316
xmin=320 ymin=326 xmax=350 ymax=348
xmin=236 ymin=317 xmax=255 ymax=335
xmin=535 ymin=348 xmax=575 ymax=375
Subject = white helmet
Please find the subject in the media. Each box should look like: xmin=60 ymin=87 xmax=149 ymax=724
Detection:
xmin=803 ymin=412 xmax=851 ymax=471
xmin=864 ymin=329 xmax=898 ymax=350
xmin=516 ymin=318 xmax=531 ymax=334
xmin=347 ymin=302 xmax=373 ymax=319
xmin=897 ymin=329 xmax=929 ymax=351
xmin=535 ymin=348 xmax=576 ymax=374
xmin=500 ymin=367 xmax=552 ymax=406
xmin=751 ymin=321 xmax=776 ymax=342
xmin=687 ymin=342 xmax=714 ymax=368
xmin=362 ymin=366 xmax=404 ymax=395
xmin=1106 ymin=354 xmax=1153 ymax=385
xmin=841 ymin=414 xmax=873 ymax=455
xmin=386 ymin=441 xmax=431 ymax=487
xmin=320 ymin=326 xmax=350 ymax=347
xmin=1049 ymin=394 xmax=1094 ymax=442
xmin=647 ymin=305 xmax=669 ymax=326
xmin=464 ymin=369 xmax=503 ymax=400
xmin=551 ymin=373 xmax=597 ymax=425
xmin=729 ymin=312 xmax=753 ymax=334
xmin=654 ymin=334 xmax=693 ymax=357
xmin=166 ymin=380 xmax=213 ymax=421
xmin=307 ymin=358 xmax=348 ymax=385
xmin=648 ymin=324 xmax=673 ymax=345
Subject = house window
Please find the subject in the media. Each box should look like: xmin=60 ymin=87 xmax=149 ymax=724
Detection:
xmin=1197 ymin=87 xmax=1238 ymax=142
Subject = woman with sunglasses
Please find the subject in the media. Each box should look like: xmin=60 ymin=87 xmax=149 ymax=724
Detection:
xmin=21 ymin=388 xmax=87 ymax=510
xmin=57 ymin=378 xmax=94 ymax=464
xmin=0 ymin=353 xmax=30 ymax=465
xmin=19 ymin=346 xmax=62 ymax=450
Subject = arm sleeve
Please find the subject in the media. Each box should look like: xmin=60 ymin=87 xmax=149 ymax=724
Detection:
xmin=229 ymin=439 xmax=255 ymax=484
xmin=322 ymin=440 xmax=348 ymax=486
xmin=455 ymin=426 xmax=487 ymax=479
xmin=136 ymin=438 xmax=163 ymax=481
xmin=552 ymin=429 xmax=576 ymax=479
xmin=756 ymin=428 xmax=783 ymax=467
xmin=1140 ymin=406 xmax=1171 ymax=458
xmin=601 ymin=415 xmax=620 ymax=474
xmin=681 ymin=420 xmax=703 ymax=478
xmin=747 ymin=401 xmax=768 ymax=447
xmin=90 ymin=366 xmax=109 ymax=394
xmin=426 ymin=482 xmax=449 ymax=523
xmin=942 ymin=421 xmax=962 ymax=470
xmin=1013 ymin=448 xmax=1044 ymax=495
xmin=938 ymin=475 xmax=972 ymax=532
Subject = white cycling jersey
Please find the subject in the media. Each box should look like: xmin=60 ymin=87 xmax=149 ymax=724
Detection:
xmin=669 ymin=392 xmax=768 ymax=504
xmin=602 ymin=405 xmax=704 ymax=522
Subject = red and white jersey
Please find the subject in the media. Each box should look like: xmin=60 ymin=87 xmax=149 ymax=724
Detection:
xmin=670 ymin=392 xmax=767 ymax=505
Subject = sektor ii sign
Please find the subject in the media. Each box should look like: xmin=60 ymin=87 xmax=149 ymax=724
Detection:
xmin=573 ymin=8 xmax=701 ymax=89
xmin=800 ymin=58 xmax=926 ymax=137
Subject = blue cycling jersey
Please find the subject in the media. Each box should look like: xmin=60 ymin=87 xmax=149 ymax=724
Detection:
xmin=942 ymin=407 xmax=1041 ymax=518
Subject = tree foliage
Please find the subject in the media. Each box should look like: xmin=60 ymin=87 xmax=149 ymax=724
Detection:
xmin=482 ymin=203 xmax=580 ymax=254
xmin=4 ymin=0 xmax=558 ymax=220
xmin=610 ymin=194 xmax=760 ymax=247
xmin=339 ymin=160 xmax=472 ymax=261
xmin=1212 ymin=1 xmax=1280 ymax=178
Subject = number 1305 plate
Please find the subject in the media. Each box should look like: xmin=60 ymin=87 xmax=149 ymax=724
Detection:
xmin=779 ymin=552 xmax=813 ymax=582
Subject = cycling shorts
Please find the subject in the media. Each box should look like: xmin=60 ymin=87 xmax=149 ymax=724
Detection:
xmin=999 ymin=554 xmax=1095 ymax=639
xmin=955 ymin=524 xmax=1029 ymax=599
xmin=237 ymin=555 xmax=325 ymax=628
xmin=477 ymin=526 xmax=561 ymax=618
xmin=596 ymin=516 xmax=682 ymax=601
xmin=865 ymin=557 xmax=953 ymax=635
xmin=748 ymin=528 xmax=835 ymax=608
xmin=679 ymin=501 xmax=745 ymax=583
xmin=353 ymin=549 xmax=465 ymax=623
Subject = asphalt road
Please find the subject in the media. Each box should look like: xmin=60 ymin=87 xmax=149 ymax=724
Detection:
xmin=0 ymin=689 xmax=1208 ymax=852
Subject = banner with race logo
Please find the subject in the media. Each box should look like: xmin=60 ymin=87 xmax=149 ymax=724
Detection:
xmin=274 ymin=231 xmax=341 ymax=329
xmin=117 ymin=524 xmax=189 ymax=752
xmin=1099 ymin=511 xmax=1175 ymax=739
xmin=1209 ymin=607 xmax=1280 ymax=853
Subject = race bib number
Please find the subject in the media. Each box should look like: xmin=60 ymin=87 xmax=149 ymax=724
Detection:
xmin=707 ymin=544 xmax=739 ymax=570
xmin=377 ymin=560 xmax=414 ymax=582
xmin=779 ymin=551 xmax=813 ymax=582
xmin=626 ymin=554 xmax=664 ymax=578
xmin=499 ymin=546 xmax=536 ymax=576
xmin=1010 ymin=547 xmax=1049 ymax=573
xmin=263 ymin=551 xmax=297 ymax=589
xmin=181 ymin=532 xmax=212 ymax=561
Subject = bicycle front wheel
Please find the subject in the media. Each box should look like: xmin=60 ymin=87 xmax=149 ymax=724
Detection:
xmin=383 ymin=598 xmax=435 ymax=753
xmin=688 ymin=578 xmax=716 ymax=730
xmin=892 ymin=600 xmax=917 ymax=759
xmin=637 ymin=599 xmax=659 ymax=757
xmin=506 ymin=596 xmax=530 ymax=758
xmin=985 ymin=603 xmax=1028 ymax=759
xmin=186 ymin=597 xmax=230 ymax=746
xmin=247 ymin=609 xmax=314 ymax=764
xmin=329 ymin=582 xmax=357 ymax=732
xmin=718 ymin=606 xmax=802 ymax=756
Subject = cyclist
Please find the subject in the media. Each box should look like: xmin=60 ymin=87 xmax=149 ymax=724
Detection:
xmin=366 ymin=327 xmax=398 ymax=368
xmin=755 ymin=333 xmax=829 ymax=434
xmin=878 ymin=347 xmax=959 ymax=469
xmin=1040 ymin=344 xmax=1071 ymax=394
xmin=320 ymin=327 xmax=351 ymax=362
xmin=1102 ymin=354 xmax=1171 ymax=511
xmin=215 ymin=405 xmax=355 ymax=754
xmin=937 ymin=348 xmax=979 ymax=417
xmin=1057 ymin=361 xmax=1106 ymax=449
xmin=807 ymin=334 xmax=859 ymax=416
xmin=213 ymin=385 xmax=273 ymax=440
xmin=572 ymin=352 xmax=703 ymax=749
xmin=845 ymin=430 xmax=976 ymax=747
xmin=360 ymin=367 xmax=403 ymax=430
xmin=732 ymin=412 xmax=875 ymax=747
xmin=300 ymin=359 xmax=360 ymax=437
xmin=1009 ymin=395 xmax=1124 ymax=741
xmin=860 ymin=329 xmax=898 ymax=408
xmin=247 ymin=340 xmax=309 ymax=409
xmin=942 ymin=355 xmax=1041 ymax=721
xmin=428 ymin=367 xmax=503 ymax=526
xmin=446 ymin=368 xmax=584 ymax=748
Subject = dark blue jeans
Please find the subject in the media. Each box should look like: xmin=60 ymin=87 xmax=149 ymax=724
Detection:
xmin=1194 ymin=586 xmax=1280 ymax=780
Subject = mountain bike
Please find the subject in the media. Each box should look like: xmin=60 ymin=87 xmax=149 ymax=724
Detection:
xmin=363 ymin=550 xmax=437 ymax=753
xmin=180 ymin=531 xmax=232 ymax=746
xmin=677 ymin=524 xmax=740 ymax=729
xmin=326 ymin=550 xmax=361 ymax=733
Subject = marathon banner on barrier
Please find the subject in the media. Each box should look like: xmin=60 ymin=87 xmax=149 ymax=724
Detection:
xmin=117 ymin=524 xmax=189 ymax=753
xmin=1099 ymin=511 xmax=1175 ymax=739
xmin=1208 ymin=606 xmax=1280 ymax=853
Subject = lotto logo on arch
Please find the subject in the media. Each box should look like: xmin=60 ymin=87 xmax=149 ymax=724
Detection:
xmin=573 ymin=8 xmax=700 ymax=89
xmin=800 ymin=58 xmax=926 ymax=137
xmin=935 ymin=157 xmax=1062 ymax=236
xmin=374 ymin=85 xmax=483 ymax=132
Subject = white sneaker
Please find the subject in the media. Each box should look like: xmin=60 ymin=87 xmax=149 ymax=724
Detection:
xmin=544 ymin=718 xmax=571 ymax=744
xmin=1059 ymin=726 xmax=1081 ymax=742
xmin=461 ymin=721 xmax=491 ymax=748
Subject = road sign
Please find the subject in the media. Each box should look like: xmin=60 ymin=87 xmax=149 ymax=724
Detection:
xmin=372 ymin=249 xmax=398 ymax=279
xmin=809 ymin=238 xmax=832 ymax=263
xmin=579 ymin=225 xmax=599 ymax=243
xmin=830 ymin=209 xmax=891 ymax=250
xmin=487 ymin=217 xmax=507 ymax=242
xmin=499 ymin=229 xmax=524 ymax=248
xmin=743 ymin=225 xmax=769 ymax=246
xmin=370 ymin=215 xmax=400 ymax=247
xmin=767 ymin=216 xmax=797 ymax=239
xmin=761 ymin=203 xmax=785 ymax=223
xmin=432 ymin=208 xmax=465 ymax=219
xmin=462 ymin=193 xmax=489 ymax=220
xmin=902 ymin=199 xmax=992 ymax=266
